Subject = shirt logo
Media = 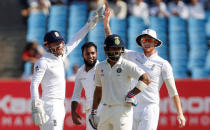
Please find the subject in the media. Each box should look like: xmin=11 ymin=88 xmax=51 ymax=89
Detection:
xmin=35 ymin=66 xmax=39 ymax=72
xmin=116 ymin=68 xmax=122 ymax=73
xmin=151 ymin=64 xmax=155 ymax=71
xmin=135 ymin=58 xmax=144 ymax=64
xmin=101 ymin=69 xmax=104 ymax=77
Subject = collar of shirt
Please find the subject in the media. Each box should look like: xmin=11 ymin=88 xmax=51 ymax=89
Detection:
xmin=82 ymin=60 xmax=99 ymax=73
xmin=105 ymin=56 xmax=123 ymax=68
xmin=143 ymin=51 xmax=158 ymax=60
xmin=45 ymin=52 xmax=62 ymax=59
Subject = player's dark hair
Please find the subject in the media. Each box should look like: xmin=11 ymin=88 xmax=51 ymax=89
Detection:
xmin=81 ymin=42 xmax=97 ymax=54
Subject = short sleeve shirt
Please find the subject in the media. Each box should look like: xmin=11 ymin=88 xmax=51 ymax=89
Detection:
xmin=95 ymin=57 xmax=145 ymax=105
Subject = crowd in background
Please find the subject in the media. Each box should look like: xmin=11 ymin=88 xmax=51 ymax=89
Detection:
xmin=18 ymin=0 xmax=210 ymax=80
xmin=18 ymin=0 xmax=210 ymax=20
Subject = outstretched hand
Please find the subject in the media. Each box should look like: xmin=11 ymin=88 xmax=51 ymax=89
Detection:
xmin=86 ymin=4 xmax=105 ymax=30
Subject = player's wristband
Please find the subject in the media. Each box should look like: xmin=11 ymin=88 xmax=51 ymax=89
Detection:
xmin=136 ymin=81 xmax=148 ymax=91
xmin=127 ymin=91 xmax=135 ymax=98
xmin=91 ymin=109 xmax=97 ymax=115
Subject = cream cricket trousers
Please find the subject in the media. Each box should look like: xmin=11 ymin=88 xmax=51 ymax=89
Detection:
xmin=98 ymin=104 xmax=133 ymax=130
xmin=40 ymin=99 xmax=66 ymax=130
xmin=132 ymin=103 xmax=159 ymax=130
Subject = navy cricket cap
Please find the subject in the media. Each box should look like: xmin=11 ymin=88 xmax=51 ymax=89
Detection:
xmin=104 ymin=34 xmax=124 ymax=49
xmin=43 ymin=30 xmax=64 ymax=45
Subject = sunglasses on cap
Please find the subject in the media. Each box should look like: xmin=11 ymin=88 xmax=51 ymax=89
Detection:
xmin=141 ymin=38 xmax=155 ymax=43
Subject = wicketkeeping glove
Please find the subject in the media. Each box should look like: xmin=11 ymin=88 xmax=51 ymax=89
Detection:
xmin=31 ymin=99 xmax=49 ymax=126
xmin=86 ymin=4 xmax=105 ymax=30
xmin=88 ymin=109 xmax=99 ymax=129
xmin=125 ymin=91 xmax=138 ymax=106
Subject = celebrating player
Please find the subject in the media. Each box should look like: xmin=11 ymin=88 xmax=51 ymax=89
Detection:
xmin=71 ymin=42 xmax=102 ymax=130
xmin=103 ymin=7 xmax=186 ymax=130
xmin=30 ymin=6 xmax=105 ymax=130
xmin=89 ymin=34 xmax=151 ymax=130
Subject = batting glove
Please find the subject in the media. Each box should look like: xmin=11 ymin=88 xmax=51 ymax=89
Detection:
xmin=86 ymin=4 xmax=105 ymax=30
xmin=88 ymin=109 xmax=99 ymax=129
xmin=31 ymin=99 xmax=49 ymax=126
xmin=177 ymin=114 xmax=186 ymax=128
xmin=125 ymin=91 xmax=138 ymax=106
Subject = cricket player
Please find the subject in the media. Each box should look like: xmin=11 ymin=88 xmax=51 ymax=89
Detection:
xmin=103 ymin=7 xmax=186 ymax=130
xmin=30 ymin=6 xmax=105 ymax=130
xmin=71 ymin=42 xmax=101 ymax=130
xmin=88 ymin=34 xmax=151 ymax=130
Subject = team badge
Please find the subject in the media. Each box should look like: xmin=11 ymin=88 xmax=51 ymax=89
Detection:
xmin=116 ymin=68 xmax=122 ymax=73
xmin=101 ymin=69 xmax=104 ymax=76
xmin=114 ymin=37 xmax=120 ymax=45
xmin=54 ymin=32 xmax=60 ymax=37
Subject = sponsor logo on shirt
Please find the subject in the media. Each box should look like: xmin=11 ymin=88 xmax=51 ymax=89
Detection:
xmin=101 ymin=69 xmax=104 ymax=77
xmin=151 ymin=64 xmax=155 ymax=71
xmin=135 ymin=58 xmax=144 ymax=64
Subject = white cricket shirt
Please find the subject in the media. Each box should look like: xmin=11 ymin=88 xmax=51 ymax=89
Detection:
xmin=95 ymin=57 xmax=145 ymax=105
xmin=30 ymin=25 xmax=90 ymax=101
xmin=124 ymin=49 xmax=175 ymax=104
xmin=72 ymin=61 xmax=99 ymax=110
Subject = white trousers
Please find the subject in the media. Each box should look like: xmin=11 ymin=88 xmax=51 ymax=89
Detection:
xmin=98 ymin=105 xmax=133 ymax=130
xmin=40 ymin=100 xmax=66 ymax=130
xmin=132 ymin=103 xmax=159 ymax=130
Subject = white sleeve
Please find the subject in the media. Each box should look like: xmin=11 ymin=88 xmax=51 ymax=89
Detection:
xmin=164 ymin=78 xmax=178 ymax=97
xmin=65 ymin=25 xmax=89 ymax=56
xmin=94 ymin=65 xmax=101 ymax=87
xmin=30 ymin=59 xmax=47 ymax=100
xmin=126 ymin=60 xmax=145 ymax=80
xmin=162 ymin=61 xmax=174 ymax=80
xmin=117 ymin=1 xmax=127 ymax=19
xmin=123 ymin=49 xmax=136 ymax=61
xmin=71 ymin=73 xmax=83 ymax=103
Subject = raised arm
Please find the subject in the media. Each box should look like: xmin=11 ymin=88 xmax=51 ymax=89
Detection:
xmin=65 ymin=5 xmax=105 ymax=56
xmin=103 ymin=7 xmax=112 ymax=38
